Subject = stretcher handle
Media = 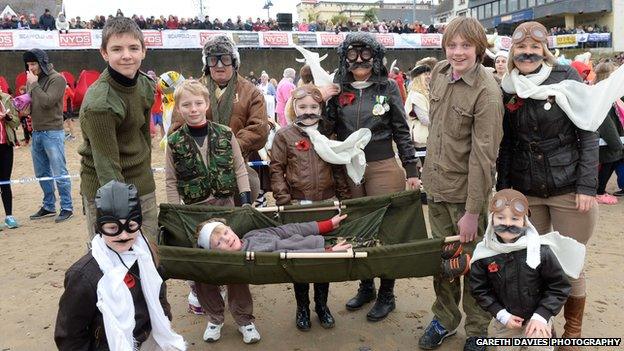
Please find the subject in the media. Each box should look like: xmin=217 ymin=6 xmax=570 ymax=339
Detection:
xmin=279 ymin=249 xmax=367 ymax=259
xmin=256 ymin=204 xmax=346 ymax=213
xmin=444 ymin=235 xmax=461 ymax=243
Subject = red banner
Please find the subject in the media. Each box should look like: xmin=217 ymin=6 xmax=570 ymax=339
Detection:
xmin=59 ymin=31 xmax=92 ymax=47
xmin=199 ymin=31 xmax=226 ymax=46
xmin=420 ymin=34 xmax=441 ymax=47
xmin=0 ymin=32 xmax=13 ymax=47
xmin=374 ymin=34 xmax=395 ymax=47
xmin=143 ymin=31 xmax=164 ymax=47
xmin=319 ymin=33 xmax=344 ymax=46
xmin=263 ymin=32 xmax=289 ymax=46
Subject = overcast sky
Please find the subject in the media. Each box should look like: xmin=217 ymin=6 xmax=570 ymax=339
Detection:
xmin=63 ymin=0 xmax=298 ymax=21
xmin=62 ymin=0 xmax=421 ymax=22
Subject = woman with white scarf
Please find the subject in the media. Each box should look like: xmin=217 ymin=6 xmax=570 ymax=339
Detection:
xmin=496 ymin=21 xmax=598 ymax=350
xmin=55 ymin=181 xmax=186 ymax=351
xmin=321 ymin=32 xmax=421 ymax=322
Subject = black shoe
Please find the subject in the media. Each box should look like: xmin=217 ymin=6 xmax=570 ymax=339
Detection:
xmin=30 ymin=207 xmax=56 ymax=220
xmin=366 ymin=293 xmax=395 ymax=322
xmin=613 ymin=189 xmax=624 ymax=197
xmin=315 ymin=305 xmax=335 ymax=329
xmin=345 ymin=280 xmax=376 ymax=311
xmin=418 ymin=319 xmax=456 ymax=350
xmin=464 ymin=336 xmax=487 ymax=351
xmin=55 ymin=210 xmax=73 ymax=223
xmin=295 ymin=306 xmax=311 ymax=331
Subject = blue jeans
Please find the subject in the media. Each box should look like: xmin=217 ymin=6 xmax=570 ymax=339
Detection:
xmin=615 ymin=160 xmax=624 ymax=190
xmin=31 ymin=130 xmax=73 ymax=211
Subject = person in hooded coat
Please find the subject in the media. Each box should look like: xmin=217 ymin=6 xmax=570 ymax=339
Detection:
xmin=23 ymin=48 xmax=74 ymax=223
xmin=321 ymin=32 xmax=421 ymax=322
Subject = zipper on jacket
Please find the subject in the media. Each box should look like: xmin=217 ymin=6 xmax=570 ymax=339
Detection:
xmin=356 ymin=89 xmax=362 ymax=130
xmin=310 ymin=146 xmax=318 ymax=199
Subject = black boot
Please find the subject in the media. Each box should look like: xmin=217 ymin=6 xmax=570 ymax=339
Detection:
xmin=294 ymin=283 xmax=311 ymax=331
xmin=314 ymin=283 xmax=335 ymax=329
xmin=345 ymin=279 xmax=376 ymax=311
xmin=366 ymin=278 xmax=396 ymax=322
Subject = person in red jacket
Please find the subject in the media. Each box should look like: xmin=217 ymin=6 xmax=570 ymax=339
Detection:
xmin=388 ymin=67 xmax=407 ymax=103
xmin=148 ymin=70 xmax=164 ymax=139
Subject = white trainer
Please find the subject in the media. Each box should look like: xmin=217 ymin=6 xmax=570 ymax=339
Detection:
xmin=187 ymin=291 xmax=205 ymax=315
xmin=203 ymin=322 xmax=223 ymax=342
xmin=238 ymin=323 xmax=261 ymax=344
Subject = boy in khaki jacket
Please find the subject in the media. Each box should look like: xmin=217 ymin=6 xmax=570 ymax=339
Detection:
xmin=419 ymin=17 xmax=504 ymax=351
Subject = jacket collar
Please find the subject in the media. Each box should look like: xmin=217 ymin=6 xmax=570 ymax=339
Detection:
xmin=440 ymin=60 xmax=480 ymax=87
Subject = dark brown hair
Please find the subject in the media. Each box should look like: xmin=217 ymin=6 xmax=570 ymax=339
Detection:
xmin=101 ymin=16 xmax=144 ymax=50
xmin=442 ymin=17 xmax=488 ymax=63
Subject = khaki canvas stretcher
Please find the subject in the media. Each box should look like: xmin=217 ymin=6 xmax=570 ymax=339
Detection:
xmin=157 ymin=190 xmax=445 ymax=285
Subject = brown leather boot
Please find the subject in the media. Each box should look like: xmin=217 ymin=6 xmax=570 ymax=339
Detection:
xmin=559 ymin=295 xmax=586 ymax=351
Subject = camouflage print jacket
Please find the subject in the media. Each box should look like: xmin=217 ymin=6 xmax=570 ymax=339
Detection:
xmin=167 ymin=122 xmax=237 ymax=204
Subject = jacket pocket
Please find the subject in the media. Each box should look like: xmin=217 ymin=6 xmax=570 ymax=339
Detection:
xmin=448 ymin=106 xmax=473 ymax=138
xmin=546 ymin=149 xmax=579 ymax=188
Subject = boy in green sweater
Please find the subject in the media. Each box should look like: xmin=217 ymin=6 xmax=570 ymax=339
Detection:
xmin=78 ymin=16 xmax=157 ymax=242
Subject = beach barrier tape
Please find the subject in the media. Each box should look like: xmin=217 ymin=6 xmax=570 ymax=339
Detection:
xmin=1 ymin=163 xmax=267 ymax=186
xmin=12 ymin=139 xmax=621 ymax=186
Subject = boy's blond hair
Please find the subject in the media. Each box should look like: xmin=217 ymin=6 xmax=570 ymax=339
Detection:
xmin=173 ymin=80 xmax=210 ymax=108
xmin=101 ymin=16 xmax=144 ymax=50
xmin=442 ymin=17 xmax=488 ymax=63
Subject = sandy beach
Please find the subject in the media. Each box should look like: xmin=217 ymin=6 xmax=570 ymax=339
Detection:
xmin=1 ymin=131 xmax=623 ymax=351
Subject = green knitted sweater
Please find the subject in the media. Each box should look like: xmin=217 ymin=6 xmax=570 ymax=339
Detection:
xmin=78 ymin=68 xmax=156 ymax=199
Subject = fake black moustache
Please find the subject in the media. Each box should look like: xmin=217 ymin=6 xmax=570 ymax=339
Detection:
xmin=493 ymin=224 xmax=527 ymax=235
xmin=513 ymin=53 xmax=544 ymax=62
xmin=113 ymin=238 xmax=133 ymax=244
xmin=349 ymin=62 xmax=373 ymax=70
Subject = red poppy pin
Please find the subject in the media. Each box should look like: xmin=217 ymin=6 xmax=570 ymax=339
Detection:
xmin=338 ymin=92 xmax=356 ymax=107
xmin=124 ymin=273 xmax=136 ymax=289
xmin=295 ymin=139 xmax=311 ymax=151
xmin=488 ymin=262 xmax=499 ymax=273
xmin=505 ymin=95 xmax=524 ymax=112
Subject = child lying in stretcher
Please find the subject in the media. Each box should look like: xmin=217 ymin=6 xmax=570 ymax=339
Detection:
xmin=196 ymin=214 xmax=352 ymax=252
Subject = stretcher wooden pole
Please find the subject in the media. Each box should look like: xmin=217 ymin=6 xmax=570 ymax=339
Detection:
xmin=255 ymin=201 xmax=346 ymax=213
xmin=444 ymin=235 xmax=461 ymax=243
xmin=279 ymin=249 xmax=367 ymax=259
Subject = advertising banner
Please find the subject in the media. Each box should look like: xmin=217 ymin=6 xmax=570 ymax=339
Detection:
xmin=0 ymin=29 xmax=510 ymax=51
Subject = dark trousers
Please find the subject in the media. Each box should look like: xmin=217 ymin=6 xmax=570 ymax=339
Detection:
xmin=294 ymin=282 xmax=329 ymax=306
xmin=598 ymin=161 xmax=621 ymax=194
xmin=0 ymin=143 xmax=14 ymax=215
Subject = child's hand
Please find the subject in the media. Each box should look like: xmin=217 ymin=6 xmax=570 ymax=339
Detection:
xmin=319 ymin=84 xmax=340 ymax=101
xmin=525 ymin=319 xmax=551 ymax=338
xmin=331 ymin=242 xmax=352 ymax=251
xmin=330 ymin=214 xmax=347 ymax=229
xmin=505 ymin=315 xmax=524 ymax=329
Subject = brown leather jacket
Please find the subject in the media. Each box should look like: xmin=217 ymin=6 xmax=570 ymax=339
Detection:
xmin=270 ymin=125 xmax=351 ymax=205
xmin=170 ymin=75 xmax=269 ymax=157
xmin=207 ymin=75 xmax=269 ymax=157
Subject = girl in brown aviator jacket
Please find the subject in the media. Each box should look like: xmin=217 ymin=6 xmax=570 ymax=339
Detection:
xmin=269 ymin=84 xmax=353 ymax=332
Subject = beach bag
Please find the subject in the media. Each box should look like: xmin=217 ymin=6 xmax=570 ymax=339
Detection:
xmin=12 ymin=93 xmax=31 ymax=111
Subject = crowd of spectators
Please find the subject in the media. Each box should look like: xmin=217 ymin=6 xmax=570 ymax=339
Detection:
xmin=1 ymin=8 xmax=444 ymax=34
xmin=549 ymin=25 xmax=610 ymax=35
